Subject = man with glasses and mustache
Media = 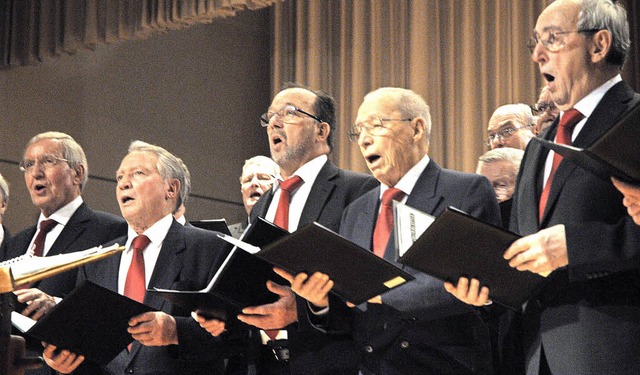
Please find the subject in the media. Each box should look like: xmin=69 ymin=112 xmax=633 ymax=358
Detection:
xmin=486 ymin=103 xmax=536 ymax=150
xmin=201 ymin=84 xmax=376 ymax=374
xmin=447 ymin=1 xmax=640 ymax=374
xmin=2 ymin=131 xmax=127 ymax=375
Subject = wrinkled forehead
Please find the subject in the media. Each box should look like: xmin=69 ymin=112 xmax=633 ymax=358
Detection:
xmin=535 ymin=0 xmax=581 ymax=34
xmin=270 ymin=88 xmax=317 ymax=111
xmin=25 ymin=138 xmax=63 ymax=158
xmin=242 ymin=163 xmax=275 ymax=179
xmin=356 ymin=95 xmax=401 ymax=123
xmin=488 ymin=115 xmax=520 ymax=132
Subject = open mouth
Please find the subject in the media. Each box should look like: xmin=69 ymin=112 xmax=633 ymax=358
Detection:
xmin=250 ymin=192 xmax=262 ymax=199
xmin=543 ymin=73 xmax=555 ymax=82
xmin=366 ymin=155 xmax=381 ymax=164
xmin=121 ymin=196 xmax=134 ymax=204
xmin=34 ymin=184 xmax=46 ymax=192
xmin=271 ymin=134 xmax=283 ymax=145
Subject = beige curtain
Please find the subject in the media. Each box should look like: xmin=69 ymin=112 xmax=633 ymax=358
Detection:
xmin=271 ymin=0 xmax=638 ymax=174
xmin=0 ymin=0 xmax=279 ymax=67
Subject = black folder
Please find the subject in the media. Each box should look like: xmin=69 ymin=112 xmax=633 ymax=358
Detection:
xmin=189 ymin=219 xmax=232 ymax=235
xmin=16 ymin=280 xmax=154 ymax=365
xmin=148 ymin=217 xmax=289 ymax=321
xmin=257 ymin=222 xmax=415 ymax=305
xmin=534 ymin=103 xmax=640 ymax=183
xmin=398 ymin=207 xmax=546 ymax=309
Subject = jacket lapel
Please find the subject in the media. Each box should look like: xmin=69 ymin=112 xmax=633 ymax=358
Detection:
xmin=144 ymin=221 xmax=186 ymax=311
xmin=46 ymin=203 xmax=91 ymax=256
xmin=299 ymin=161 xmax=338 ymax=226
xmin=540 ymin=82 xmax=635 ymax=225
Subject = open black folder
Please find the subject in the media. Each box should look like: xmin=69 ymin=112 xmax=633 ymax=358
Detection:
xmin=398 ymin=207 xmax=546 ymax=309
xmin=189 ymin=218 xmax=232 ymax=235
xmin=147 ymin=217 xmax=289 ymax=321
xmin=12 ymin=281 xmax=154 ymax=365
xmin=257 ymin=222 xmax=415 ymax=305
xmin=534 ymin=103 xmax=640 ymax=183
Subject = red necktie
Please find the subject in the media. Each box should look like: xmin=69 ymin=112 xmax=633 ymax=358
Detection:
xmin=273 ymin=176 xmax=304 ymax=231
xmin=124 ymin=235 xmax=150 ymax=351
xmin=538 ymin=109 xmax=584 ymax=222
xmin=372 ymin=188 xmax=405 ymax=257
xmin=124 ymin=235 xmax=150 ymax=303
xmin=266 ymin=176 xmax=303 ymax=341
xmin=32 ymin=219 xmax=58 ymax=257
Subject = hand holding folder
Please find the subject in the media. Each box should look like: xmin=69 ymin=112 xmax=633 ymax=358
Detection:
xmin=397 ymin=205 xmax=546 ymax=309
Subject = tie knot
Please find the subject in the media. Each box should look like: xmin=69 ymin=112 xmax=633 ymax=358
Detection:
xmin=39 ymin=219 xmax=58 ymax=234
xmin=132 ymin=235 xmax=150 ymax=252
xmin=559 ymin=108 xmax=584 ymax=131
xmin=280 ymin=176 xmax=304 ymax=193
xmin=381 ymin=187 xmax=404 ymax=206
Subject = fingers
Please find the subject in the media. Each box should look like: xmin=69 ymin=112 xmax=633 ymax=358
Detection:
xmin=42 ymin=344 xmax=84 ymax=374
xmin=265 ymin=280 xmax=292 ymax=297
xmin=444 ymin=277 xmax=491 ymax=307
xmin=15 ymin=289 xmax=56 ymax=320
xmin=192 ymin=312 xmax=226 ymax=337
xmin=273 ymin=267 xmax=294 ymax=283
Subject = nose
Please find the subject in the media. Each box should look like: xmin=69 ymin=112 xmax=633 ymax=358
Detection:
xmin=117 ymin=176 xmax=131 ymax=190
xmin=490 ymin=137 xmax=503 ymax=149
xmin=531 ymin=41 xmax=548 ymax=64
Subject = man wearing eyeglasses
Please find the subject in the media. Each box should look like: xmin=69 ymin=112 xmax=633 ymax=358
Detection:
xmin=1 ymin=131 xmax=127 ymax=375
xmin=212 ymin=85 xmax=376 ymax=374
xmin=285 ymin=87 xmax=500 ymax=374
xmin=486 ymin=103 xmax=535 ymax=150
xmin=533 ymin=86 xmax=559 ymax=135
xmin=447 ymin=1 xmax=640 ymax=374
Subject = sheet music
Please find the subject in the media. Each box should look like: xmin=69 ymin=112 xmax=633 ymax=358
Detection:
xmin=393 ymin=201 xmax=436 ymax=257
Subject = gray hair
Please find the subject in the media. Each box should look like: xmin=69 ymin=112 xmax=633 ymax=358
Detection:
xmin=364 ymin=87 xmax=432 ymax=140
xmin=25 ymin=132 xmax=89 ymax=190
xmin=0 ymin=173 xmax=8 ymax=204
xmin=476 ymin=147 xmax=525 ymax=172
xmin=127 ymin=141 xmax=188 ymax=212
xmin=489 ymin=104 xmax=535 ymax=128
xmin=577 ymin=0 xmax=630 ymax=67
xmin=241 ymin=156 xmax=280 ymax=181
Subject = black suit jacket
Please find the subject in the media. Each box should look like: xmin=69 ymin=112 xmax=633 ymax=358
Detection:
xmin=2 ymin=203 xmax=127 ymax=297
xmin=510 ymin=81 xmax=640 ymax=374
xmin=74 ymin=221 xmax=232 ymax=375
xmin=246 ymin=160 xmax=378 ymax=375
xmin=0 ymin=224 xmax=10 ymax=254
xmin=335 ymin=160 xmax=500 ymax=375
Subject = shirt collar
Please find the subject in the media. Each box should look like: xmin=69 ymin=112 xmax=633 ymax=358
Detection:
xmin=39 ymin=195 xmax=83 ymax=227
xmin=125 ymin=213 xmax=173 ymax=251
xmin=276 ymin=154 xmax=327 ymax=190
xmin=379 ymin=155 xmax=431 ymax=198
xmin=572 ymin=74 xmax=622 ymax=119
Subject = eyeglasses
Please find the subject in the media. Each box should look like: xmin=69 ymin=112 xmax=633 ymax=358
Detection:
xmin=241 ymin=173 xmax=276 ymax=187
xmin=533 ymin=101 xmax=557 ymax=115
xmin=20 ymin=154 xmax=69 ymax=173
xmin=260 ymin=105 xmax=323 ymax=127
xmin=485 ymin=124 xmax=533 ymax=146
xmin=527 ymin=29 xmax=601 ymax=53
xmin=348 ymin=118 xmax=413 ymax=142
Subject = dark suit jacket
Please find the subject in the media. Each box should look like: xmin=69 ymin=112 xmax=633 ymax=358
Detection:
xmin=74 ymin=221 xmax=232 ymax=375
xmin=335 ymin=160 xmax=500 ymax=375
xmin=510 ymin=81 xmax=640 ymax=375
xmin=0 ymin=224 xmax=10 ymax=255
xmin=2 ymin=203 xmax=127 ymax=297
xmin=246 ymin=160 xmax=378 ymax=375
